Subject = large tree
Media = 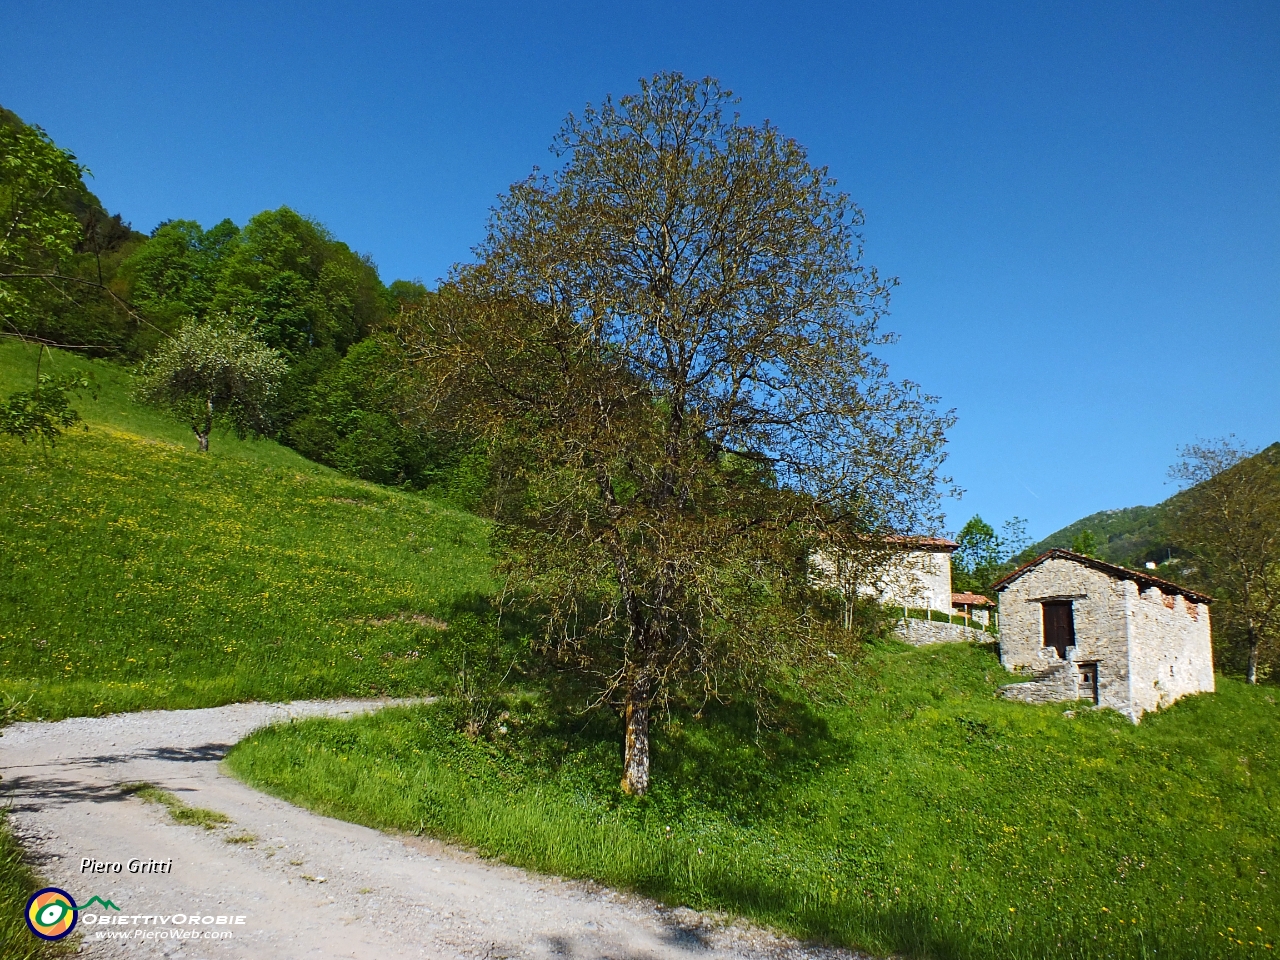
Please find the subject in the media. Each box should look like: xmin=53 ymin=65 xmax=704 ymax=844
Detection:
xmin=951 ymin=515 xmax=1030 ymax=596
xmin=135 ymin=316 xmax=286 ymax=452
xmin=0 ymin=118 xmax=87 ymax=334
xmin=399 ymin=73 xmax=954 ymax=795
xmin=1168 ymin=438 xmax=1280 ymax=684
xmin=1 ymin=107 xmax=146 ymax=354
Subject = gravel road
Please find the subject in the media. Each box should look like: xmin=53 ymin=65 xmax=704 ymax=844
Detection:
xmin=1 ymin=700 xmax=868 ymax=960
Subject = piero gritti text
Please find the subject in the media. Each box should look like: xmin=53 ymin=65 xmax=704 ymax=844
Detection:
xmin=82 ymin=857 xmax=174 ymax=874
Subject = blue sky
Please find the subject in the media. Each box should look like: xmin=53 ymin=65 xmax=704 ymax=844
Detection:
xmin=3 ymin=0 xmax=1276 ymax=540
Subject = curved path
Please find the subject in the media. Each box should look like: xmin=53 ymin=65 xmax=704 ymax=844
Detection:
xmin=1 ymin=700 xmax=866 ymax=960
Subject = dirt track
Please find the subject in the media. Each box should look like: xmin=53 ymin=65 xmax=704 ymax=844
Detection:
xmin=1 ymin=700 xmax=866 ymax=960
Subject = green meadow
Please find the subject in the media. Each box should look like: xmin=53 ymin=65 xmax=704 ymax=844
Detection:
xmin=227 ymin=642 xmax=1278 ymax=960
xmin=3 ymin=340 xmax=1278 ymax=959
xmin=0 ymin=340 xmax=491 ymax=720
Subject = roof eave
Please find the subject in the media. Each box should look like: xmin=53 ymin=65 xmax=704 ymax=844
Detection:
xmin=992 ymin=548 xmax=1213 ymax=605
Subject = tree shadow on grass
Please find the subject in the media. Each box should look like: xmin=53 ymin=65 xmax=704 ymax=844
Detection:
xmin=647 ymin=693 xmax=837 ymax=823
xmin=424 ymin=593 xmax=844 ymax=826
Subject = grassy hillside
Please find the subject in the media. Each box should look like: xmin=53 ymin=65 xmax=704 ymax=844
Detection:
xmin=229 ymin=641 xmax=1279 ymax=960
xmin=0 ymin=340 xmax=493 ymax=720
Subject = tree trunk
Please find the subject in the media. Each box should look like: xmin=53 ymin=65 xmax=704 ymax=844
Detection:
xmin=194 ymin=397 xmax=213 ymax=453
xmin=1247 ymin=626 xmax=1259 ymax=684
xmin=620 ymin=676 xmax=651 ymax=796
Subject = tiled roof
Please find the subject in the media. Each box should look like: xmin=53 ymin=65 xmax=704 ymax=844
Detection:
xmin=951 ymin=592 xmax=993 ymax=606
xmin=991 ymin=549 xmax=1213 ymax=604
xmin=884 ymin=535 xmax=959 ymax=551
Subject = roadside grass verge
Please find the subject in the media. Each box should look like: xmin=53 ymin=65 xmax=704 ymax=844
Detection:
xmin=0 ymin=810 xmax=75 ymax=959
xmin=0 ymin=341 xmax=493 ymax=721
xmin=228 ymin=640 xmax=1279 ymax=960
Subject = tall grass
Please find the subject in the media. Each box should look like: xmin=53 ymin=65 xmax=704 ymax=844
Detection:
xmin=228 ymin=641 xmax=1279 ymax=960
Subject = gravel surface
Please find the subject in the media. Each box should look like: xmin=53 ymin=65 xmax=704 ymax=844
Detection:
xmin=1 ymin=700 xmax=870 ymax=960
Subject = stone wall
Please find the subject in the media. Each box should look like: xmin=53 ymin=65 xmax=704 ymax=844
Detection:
xmin=1000 ymin=660 xmax=1081 ymax=705
xmin=1127 ymin=586 xmax=1214 ymax=714
xmin=894 ymin=619 xmax=990 ymax=646
xmin=996 ymin=555 xmax=1214 ymax=720
xmin=998 ymin=558 xmax=1133 ymax=714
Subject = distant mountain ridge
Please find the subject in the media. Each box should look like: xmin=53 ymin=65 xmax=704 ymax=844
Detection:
xmin=1029 ymin=503 xmax=1171 ymax=567
xmin=1027 ymin=442 xmax=1280 ymax=569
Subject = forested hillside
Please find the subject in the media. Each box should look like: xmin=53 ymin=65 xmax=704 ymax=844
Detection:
xmin=1 ymin=103 xmax=479 ymax=496
xmin=1029 ymin=442 xmax=1280 ymax=569
xmin=1030 ymin=503 xmax=1170 ymax=566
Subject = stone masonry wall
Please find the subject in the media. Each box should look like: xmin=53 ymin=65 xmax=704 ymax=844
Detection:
xmin=1001 ymin=660 xmax=1081 ymax=705
xmin=894 ymin=619 xmax=991 ymax=646
xmin=1127 ymin=586 xmax=1214 ymax=714
xmin=857 ymin=549 xmax=953 ymax=612
xmin=814 ymin=547 xmax=955 ymax=612
xmin=997 ymin=558 xmax=1135 ymax=717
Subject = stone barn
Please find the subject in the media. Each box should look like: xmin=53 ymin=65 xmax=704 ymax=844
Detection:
xmin=993 ymin=549 xmax=1214 ymax=721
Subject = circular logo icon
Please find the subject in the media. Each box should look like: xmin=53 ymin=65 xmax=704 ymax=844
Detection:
xmin=26 ymin=887 xmax=78 ymax=940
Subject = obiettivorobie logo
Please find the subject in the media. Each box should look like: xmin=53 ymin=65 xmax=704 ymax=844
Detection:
xmin=25 ymin=887 xmax=122 ymax=941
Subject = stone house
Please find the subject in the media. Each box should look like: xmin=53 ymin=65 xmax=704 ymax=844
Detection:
xmin=993 ymin=549 xmax=1214 ymax=720
xmin=813 ymin=536 xmax=993 ymax=645
xmin=854 ymin=536 xmax=958 ymax=613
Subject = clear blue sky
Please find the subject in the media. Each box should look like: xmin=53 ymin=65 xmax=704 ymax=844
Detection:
xmin=3 ymin=0 xmax=1276 ymax=541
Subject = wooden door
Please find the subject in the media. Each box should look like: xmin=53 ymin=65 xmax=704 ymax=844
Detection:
xmin=1042 ymin=601 xmax=1075 ymax=658
xmin=1078 ymin=662 xmax=1099 ymax=703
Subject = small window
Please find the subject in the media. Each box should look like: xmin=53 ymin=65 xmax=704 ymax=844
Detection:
xmin=1042 ymin=600 xmax=1075 ymax=658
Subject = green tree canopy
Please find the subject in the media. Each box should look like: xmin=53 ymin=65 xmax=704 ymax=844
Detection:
xmin=0 ymin=116 xmax=88 ymax=333
xmin=119 ymin=219 xmax=240 ymax=329
xmin=952 ymin=514 xmax=1030 ymax=596
xmin=1168 ymin=438 xmax=1280 ymax=683
xmin=210 ymin=208 xmax=385 ymax=357
xmin=400 ymin=73 xmax=955 ymax=795
xmin=1 ymin=105 xmax=147 ymax=354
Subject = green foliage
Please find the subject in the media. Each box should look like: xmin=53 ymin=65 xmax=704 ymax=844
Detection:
xmin=285 ymin=334 xmax=473 ymax=490
xmin=118 ymin=206 xmax=389 ymax=361
xmin=1070 ymin=529 xmax=1100 ymax=557
xmin=208 ymin=207 xmax=384 ymax=358
xmin=409 ymin=72 xmax=954 ymax=794
xmin=134 ymin=317 xmax=286 ymax=450
xmin=228 ymin=641 xmax=1280 ymax=960
xmin=0 ymin=371 xmax=89 ymax=446
xmin=0 ymin=812 xmax=75 ymax=959
xmin=952 ymin=514 xmax=1029 ymax=595
xmin=117 ymin=219 xmax=240 ymax=333
xmin=1031 ymin=505 xmax=1170 ymax=568
xmin=0 ymin=121 xmax=84 ymax=264
xmin=1167 ymin=438 xmax=1280 ymax=682
xmin=0 ymin=104 xmax=145 ymax=354
xmin=3 ymin=106 xmax=466 ymax=492
xmin=0 ymin=114 xmax=88 ymax=328
xmin=0 ymin=340 xmax=492 ymax=719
